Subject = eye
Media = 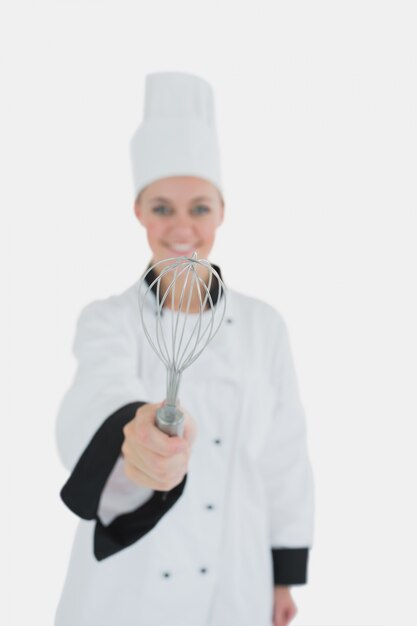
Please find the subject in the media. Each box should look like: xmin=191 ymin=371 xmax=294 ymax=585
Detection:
xmin=191 ymin=205 xmax=210 ymax=215
xmin=152 ymin=205 xmax=172 ymax=216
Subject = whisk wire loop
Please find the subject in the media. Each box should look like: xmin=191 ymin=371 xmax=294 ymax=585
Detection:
xmin=138 ymin=255 xmax=227 ymax=436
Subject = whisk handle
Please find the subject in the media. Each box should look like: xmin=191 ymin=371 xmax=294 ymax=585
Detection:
xmin=156 ymin=404 xmax=184 ymax=438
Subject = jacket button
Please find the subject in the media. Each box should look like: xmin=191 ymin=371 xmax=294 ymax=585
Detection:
xmin=162 ymin=572 xmax=172 ymax=578
xmin=200 ymin=567 xmax=208 ymax=574
xmin=213 ymin=438 xmax=222 ymax=445
xmin=206 ymin=504 xmax=215 ymax=510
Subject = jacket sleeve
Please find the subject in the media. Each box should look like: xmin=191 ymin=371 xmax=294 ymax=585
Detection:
xmin=55 ymin=298 xmax=187 ymax=560
xmin=259 ymin=312 xmax=315 ymax=586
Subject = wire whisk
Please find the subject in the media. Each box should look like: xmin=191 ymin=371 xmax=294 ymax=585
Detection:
xmin=138 ymin=253 xmax=227 ymax=437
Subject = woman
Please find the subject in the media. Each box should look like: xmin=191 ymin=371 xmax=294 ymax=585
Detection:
xmin=55 ymin=71 xmax=315 ymax=626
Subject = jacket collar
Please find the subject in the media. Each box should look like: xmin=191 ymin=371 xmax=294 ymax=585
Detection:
xmin=144 ymin=260 xmax=224 ymax=308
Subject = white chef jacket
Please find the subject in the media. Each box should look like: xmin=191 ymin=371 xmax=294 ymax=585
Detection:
xmin=54 ymin=266 xmax=315 ymax=626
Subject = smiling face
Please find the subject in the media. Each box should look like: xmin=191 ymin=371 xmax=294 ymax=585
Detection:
xmin=134 ymin=176 xmax=224 ymax=266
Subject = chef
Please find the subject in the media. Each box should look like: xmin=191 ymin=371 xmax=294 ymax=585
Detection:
xmin=54 ymin=71 xmax=315 ymax=626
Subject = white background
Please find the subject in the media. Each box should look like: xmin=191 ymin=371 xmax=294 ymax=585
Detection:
xmin=2 ymin=1 xmax=416 ymax=625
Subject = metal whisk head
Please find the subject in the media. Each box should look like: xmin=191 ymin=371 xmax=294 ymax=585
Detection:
xmin=138 ymin=253 xmax=227 ymax=436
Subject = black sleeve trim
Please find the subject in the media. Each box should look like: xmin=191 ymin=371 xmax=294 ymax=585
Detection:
xmin=60 ymin=402 xmax=146 ymax=519
xmin=272 ymin=547 xmax=310 ymax=585
xmin=94 ymin=477 xmax=186 ymax=560
xmin=59 ymin=401 xmax=187 ymax=561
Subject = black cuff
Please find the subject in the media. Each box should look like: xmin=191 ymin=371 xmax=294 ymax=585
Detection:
xmin=272 ymin=547 xmax=310 ymax=585
xmin=60 ymin=401 xmax=187 ymax=561
xmin=94 ymin=477 xmax=186 ymax=560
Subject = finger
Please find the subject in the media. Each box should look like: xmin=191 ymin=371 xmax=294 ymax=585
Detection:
xmin=182 ymin=414 xmax=197 ymax=446
xmin=132 ymin=417 xmax=187 ymax=457
xmin=273 ymin=607 xmax=285 ymax=626
xmin=274 ymin=604 xmax=296 ymax=626
xmin=148 ymin=426 xmax=189 ymax=456
xmin=176 ymin=405 xmax=196 ymax=445
xmin=124 ymin=461 xmax=184 ymax=491
xmin=141 ymin=448 xmax=189 ymax=482
xmin=123 ymin=439 xmax=189 ymax=483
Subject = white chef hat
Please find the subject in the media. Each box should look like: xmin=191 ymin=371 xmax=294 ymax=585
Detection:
xmin=130 ymin=71 xmax=224 ymax=202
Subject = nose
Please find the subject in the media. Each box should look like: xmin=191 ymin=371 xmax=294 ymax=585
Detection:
xmin=170 ymin=212 xmax=195 ymax=236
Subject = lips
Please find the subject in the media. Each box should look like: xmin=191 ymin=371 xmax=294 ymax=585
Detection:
xmin=166 ymin=243 xmax=198 ymax=256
